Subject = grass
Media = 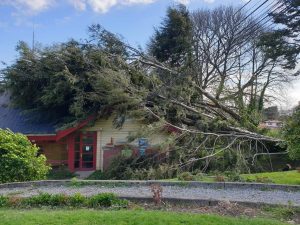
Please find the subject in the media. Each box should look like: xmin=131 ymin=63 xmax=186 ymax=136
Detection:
xmin=241 ymin=170 xmax=300 ymax=185
xmin=0 ymin=209 xmax=290 ymax=225
xmin=165 ymin=170 xmax=300 ymax=185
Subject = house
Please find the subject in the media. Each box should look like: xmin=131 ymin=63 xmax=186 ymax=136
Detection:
xmin=0 ymin=92 xmax=167 ymax=172
xmin=259 ymin=120 xmax=283 ymax=130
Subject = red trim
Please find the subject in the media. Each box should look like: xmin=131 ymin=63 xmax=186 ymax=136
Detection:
xmin=26 ymin=115 xmax=95 ymax=142
xmin=67 ymin=133 xmax=75 ymax=172
xmin=56 ymin=115 xmax=95 ymax=141
xmin=28 ymin=135 xmax=56 ymax=142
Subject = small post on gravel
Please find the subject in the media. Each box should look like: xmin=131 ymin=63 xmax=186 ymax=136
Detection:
xmin=150 ymin=184 xmax=163 ymax=206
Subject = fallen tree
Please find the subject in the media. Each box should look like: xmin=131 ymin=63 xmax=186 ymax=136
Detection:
xmin=3 ymin=5 xmax=298 ymax=175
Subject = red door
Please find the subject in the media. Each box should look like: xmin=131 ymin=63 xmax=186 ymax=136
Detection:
xmin=74 ymin=131 xmax=97 ymax=171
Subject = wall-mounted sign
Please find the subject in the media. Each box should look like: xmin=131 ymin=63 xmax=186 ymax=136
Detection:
xmin=138 ymin=138 xmax=148 ymax=156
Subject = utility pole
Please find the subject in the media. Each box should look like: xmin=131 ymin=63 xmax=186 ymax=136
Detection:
xmin=32 ymin=23 xmax=35 ymax=53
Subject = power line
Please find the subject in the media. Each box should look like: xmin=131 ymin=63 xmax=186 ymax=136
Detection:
xmin=228 ymin=1 xmax=291 ymax=60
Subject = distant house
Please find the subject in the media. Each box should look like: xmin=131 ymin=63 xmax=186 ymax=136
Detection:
xmin=259 ymin=120 xmax=283 ymax=130
xmin=0 ymin=92 xmax=167 ymax=172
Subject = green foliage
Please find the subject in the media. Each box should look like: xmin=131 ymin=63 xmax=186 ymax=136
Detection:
xmin=3 ymin=29 xmax=150 ymax=128
xmin=282 ymin=106 xmax=300 ymax=159
xmin=263 ymin=205 xmax=299 ymax=221
xmin=0 ymin=129 xmax=50 ymax=183
xmin=87 ymin=193 xmax=128 ymax=208
xmin=149 ymin=4 xmax=192 ymax=68
xmin=47 ymin=166 xmax=75 ymax=180
xmin=102 ymin=155 xmax=176 ymax=180
xmin=177 ymin=172 xmax=194 ymax=181
xmin=68 ymin=193 xmax=86 ymax=207
xmin=86 ymin=170 xmax=108 ymax=180
xmin=22 ymin=193 xmax=68 ymax=207
xmin=259 ymin=0 xmax=300 ymax=69
xmin=0 ymin=193 xmax=127 ymax=209
xmin=0 ymin=195 xmax=9 ymax=207
xmin=223 ymin=171 xmax=245 ymax=182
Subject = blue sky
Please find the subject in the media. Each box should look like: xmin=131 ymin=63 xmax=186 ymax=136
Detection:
xmin=0 ymin=0 xmax=299 ymax=106
xmin=0 ymin=0 xmax=245 ymax=67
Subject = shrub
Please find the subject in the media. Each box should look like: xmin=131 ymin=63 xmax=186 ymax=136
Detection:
xmin=47 ymin=166 xmax=75 ymax=180
xmin=21 ymin=193 xmax=52 ymax=207
xmin=86 ymin=170 xmax=107 ymax=180
xmin=87 ymin=193 xmax=128 ymax=208
xmin=49 ymin=194 xmax=68 ymax=206
xmin=282 ymin=106 xmax=300 ymax=160
xmin=224 ymin=171 xmax=245 ymax=182
xmin=22 ymin=193 xmax=68 ymax=207
xmin=68 ymin=193 xmax=86 ymax=207
xmin=0 ymin=195 xmax=8 ymax=207
xmin=0 ymin=129 xmax=51 ymax=183
xmin=0 ymin=193 xmax=128 ymax=209
xmin=177 ymin=172 xmax=195 ymax=181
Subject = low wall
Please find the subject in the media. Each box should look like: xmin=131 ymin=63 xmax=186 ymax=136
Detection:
xmin=0 ymin=180 xmax=299 ymax=192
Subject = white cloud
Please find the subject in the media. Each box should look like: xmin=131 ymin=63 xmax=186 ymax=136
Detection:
xmin=87 ymin=0 xmax=118 ymax=13
xmin=1 ymin=0 xmax=214 ymax=15
xmin=124 ymin=0 xmax=155 ymax=4
xmin=176 ymin=0 xmax=191 ymax=5
xmin=1 ymin=0 xmax=55 ymax=14
xmin=69 ymin=0 xmax=86 ymax=11
xmin=68 ymin=0 xmax=156 ymax=13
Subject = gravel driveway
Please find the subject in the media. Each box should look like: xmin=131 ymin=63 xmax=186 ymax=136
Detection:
xmin=0 ymin=184 xmax=299 ymax=206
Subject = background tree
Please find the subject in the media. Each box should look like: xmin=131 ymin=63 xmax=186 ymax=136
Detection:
xmin=283 ymin=105 xmax=300 ymax=159
xmin=148 ymin=4 xmax=193 ymax=69
xmin=263 ymin=106 xmax=279 ymax=120
xmin=259 ymin=0 xmax=300 ymax=70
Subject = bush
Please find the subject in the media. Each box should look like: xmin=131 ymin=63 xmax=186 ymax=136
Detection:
xmin=86 ymin=170 xmax=107 ymax=180
xmin=0 ymin=129 xmax=50 ymax=183
xmin=224 ymin=171 xmax=245 ymax=182
xmin=177 ymin=172 xmax=195 ymax=181
xmin=0 ymin=193 xmax=127 ymax=209
xmin=0 ymin=195 xmax=8 ymax=207
xmin=282 ymin=106 xmax=300 ymax=160
xmin=68 ymin=193 xmax=86 ymax=207
xmin=47 ymin=166 xmax=75 ymax=180
xmin=87 ymin=193 xmax=128 ymax=208
xmin=22 ymin=193 xmax=52 ymax=207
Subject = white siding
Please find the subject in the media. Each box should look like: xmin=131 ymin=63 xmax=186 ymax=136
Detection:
xmin=81 ymin=117 xmax=167 ymax=147
xmin=81 ymin=117 xmax=168 ymax=170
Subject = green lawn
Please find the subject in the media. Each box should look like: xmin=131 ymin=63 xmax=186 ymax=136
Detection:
xmin=241 ymin=170 xmax=300 ymax=185
xmin=165 ymin=171 xmax=300 ymax=185
xmin=0 ymin=209 xmax=289 ymax=225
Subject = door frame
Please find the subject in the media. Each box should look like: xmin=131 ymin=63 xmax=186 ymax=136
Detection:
xmin=74 ymin=131 xmax=97 ymax=171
